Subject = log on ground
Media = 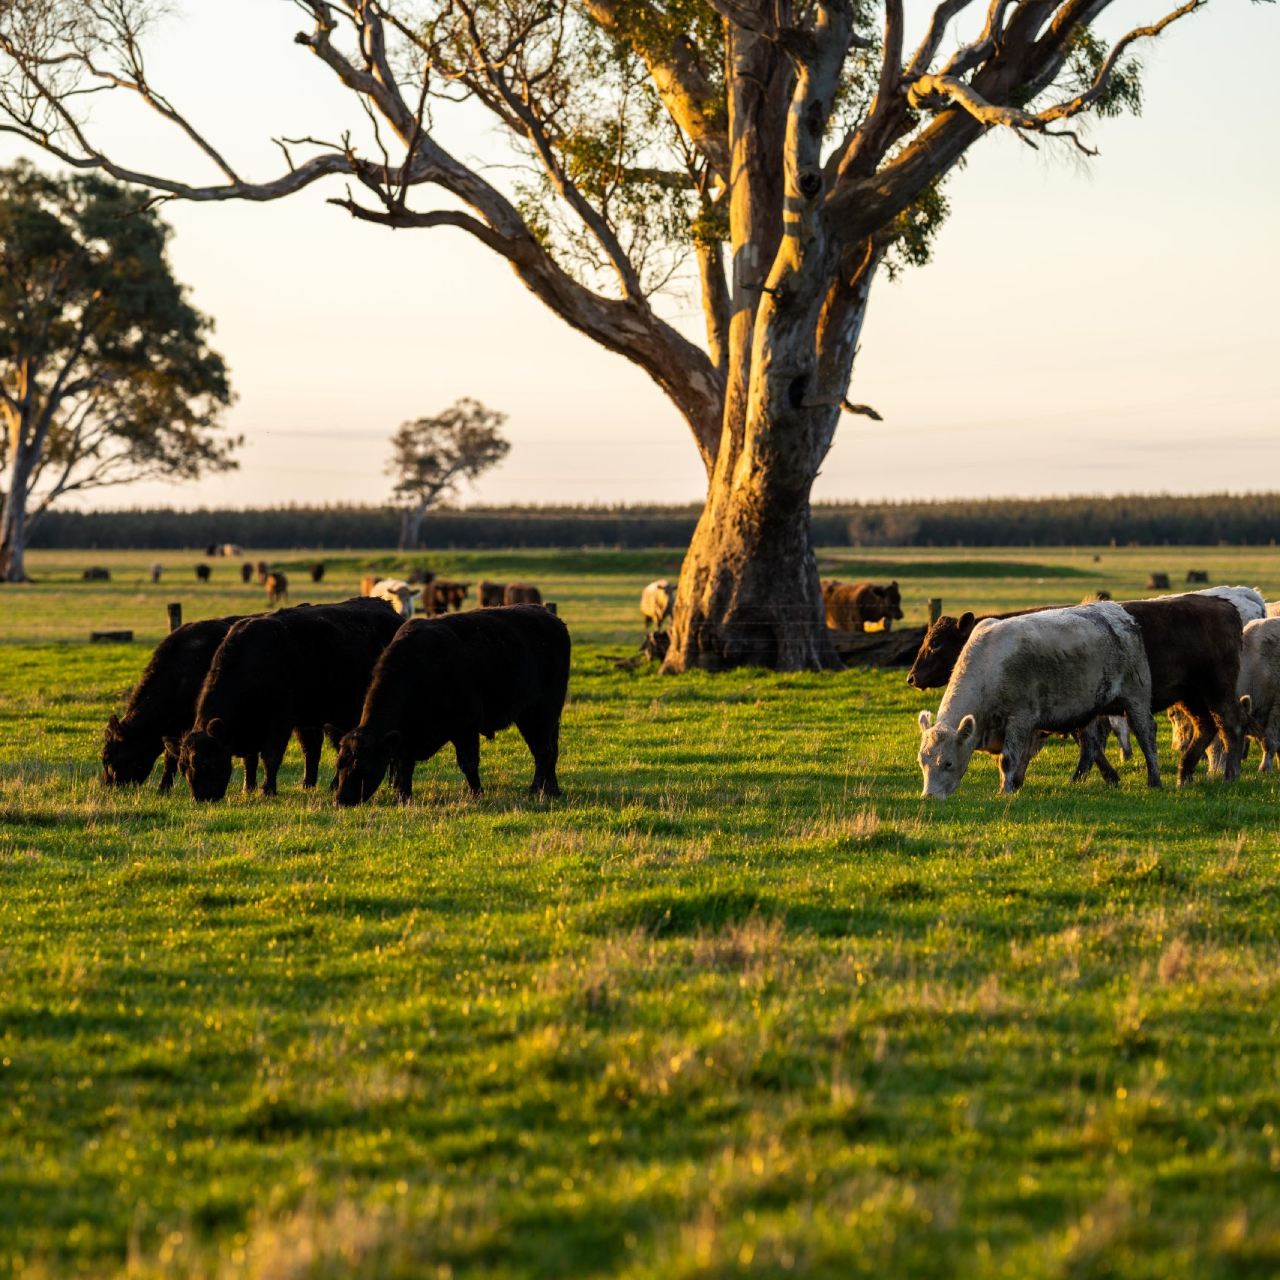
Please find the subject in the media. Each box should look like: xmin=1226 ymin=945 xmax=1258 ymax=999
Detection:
xmin=828 ymin=625 xmax=928 ymax=669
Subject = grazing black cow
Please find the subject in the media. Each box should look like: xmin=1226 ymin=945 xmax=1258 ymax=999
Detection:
xmin=195 ymin=563 xmax=211 ymax=583
xmin=241 ymin=563 xmax=254 ymax=584
xmin=170 ymin=597 xmax=403 ymax=801
xmin=82 ymin=567 xmax=110 ymax=581
xmin=310 ymin=563 xmax=325 ymax=584
xmin=333 ymin=605 xmax=570 ymax=805
xmin=102 ymin=614 xmax=249 ymax=790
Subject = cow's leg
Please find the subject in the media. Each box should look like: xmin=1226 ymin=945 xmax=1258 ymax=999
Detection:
xmin=1263 ymin=709 xmax=1280 ymax=772
xmin=394 ymin=756 xmax=415 ymax=803
xmin=1173 ymin=699 xmax=1218 ymax=786
xmin=260 ymin=732 xmax=290 ymax=797
xmin=882 ymin=618 xmax=893 ymax=633
xmin=999 ymin=721 xmax=1035 ymax=794
xmin=1109 ymin=716 xmax=1133 ymax=762
xmin=243 ymin=752 xmax=259 ymax=794
xmin=295 ymin=725 xmax=323 ymax=789
xmin=453 ymin=731 xmax=483 ymax=797
xmin=1120 ymin=699 xmax=1161 ymax=789
xmin=1072 ymin=721 xmax=1119 ymax=785
xmin=517 ymin=705 xmax=562 ymax=798
xmin=1208 ymin=691 xmax=1249 ymax=778
xmin=158 ymin=749 xmax=178 ymax=793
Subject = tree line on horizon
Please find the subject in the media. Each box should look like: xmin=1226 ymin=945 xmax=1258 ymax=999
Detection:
xmin=30 ymin=493 xmax=1280 ymax=552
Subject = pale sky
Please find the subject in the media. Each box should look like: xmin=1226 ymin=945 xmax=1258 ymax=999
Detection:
xmin=4 ymin=0 xmax=1277 ymax=509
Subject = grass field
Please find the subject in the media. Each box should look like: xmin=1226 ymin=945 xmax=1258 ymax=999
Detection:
xmin=4 ymin=545 xmax=1280 ymax=1278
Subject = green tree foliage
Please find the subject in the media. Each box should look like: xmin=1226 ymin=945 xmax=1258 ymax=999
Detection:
xmin=0 ymin=162 xmax=235 ymax=580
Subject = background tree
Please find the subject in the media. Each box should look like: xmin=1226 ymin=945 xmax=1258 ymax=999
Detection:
xmin=0 ymin=161 xmax=235 ymax=582
xmin=389 ymin=398 xmax=509 ymax=549
xmin=0 ymin=0 xmax=1222 ymax=652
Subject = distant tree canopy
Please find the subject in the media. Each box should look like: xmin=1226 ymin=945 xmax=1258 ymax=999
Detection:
xmin=0 ymin=162 xmax=236 ymax=581
xmin=388 ymin=399 xmax=510 ymax=549
xmin=25 ymin=493 xmax=1280 ymax=552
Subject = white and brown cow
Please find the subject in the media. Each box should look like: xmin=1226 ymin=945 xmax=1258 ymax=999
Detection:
xmin=640 ymin=580 xmax=676 ymax=631
xmin=370 ymin=578 xmax=421 ymax=618
xmin=916 ymin=602 xmax=1161 ymax=798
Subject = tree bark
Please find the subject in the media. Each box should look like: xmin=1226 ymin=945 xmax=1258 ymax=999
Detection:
xmin=0 ymin=451 xmax=32 ymax=583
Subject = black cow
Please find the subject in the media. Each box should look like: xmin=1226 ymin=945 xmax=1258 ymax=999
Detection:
xmin=102 ymin=614 xmax=249 ymax=790
xmin=333 ymin=605 xmax=570 ymax=805
xmin=195 ymin=563 xmax=211 ymax=583
xmin=170 ymin=597 xmax=403 ymax=801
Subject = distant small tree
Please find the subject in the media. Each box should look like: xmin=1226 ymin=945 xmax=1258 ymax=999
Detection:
xmin=388 ymin=399 xmax=509 ymax=550
xmin=0 ymin=162 xmax=236 ymax=582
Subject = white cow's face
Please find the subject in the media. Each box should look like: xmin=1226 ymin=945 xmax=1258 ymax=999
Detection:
xmin=917 ymin=710 xmax=977 ymax=799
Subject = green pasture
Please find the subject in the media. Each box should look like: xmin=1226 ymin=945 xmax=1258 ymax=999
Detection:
xmin=3 ymin=545 xmax=1280 ymax=1278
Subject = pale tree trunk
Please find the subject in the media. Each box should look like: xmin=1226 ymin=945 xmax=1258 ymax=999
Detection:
xmin=0 ymin=449 xmax=33 ymax=583
xmin=398 ymin=503 xmax=427 ymax=552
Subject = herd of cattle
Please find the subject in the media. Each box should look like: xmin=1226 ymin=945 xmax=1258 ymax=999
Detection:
xmin=101 ymin=597 xmax=569 ymax=803
xmin=909 ymin=585 xmax=1280 ymax=799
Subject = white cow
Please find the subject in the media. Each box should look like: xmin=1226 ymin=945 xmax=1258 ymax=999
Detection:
xmin=641 ymin=580 xmax=676 ymax=630
xmin=1161 ymin=585 xmax=1266 ymax=623
xmin=917 ymin=602 xmax=1161 ymax=798
xmin=1173 ymin=616 xmax=1280 ymax=773
xmin=1266 ymin=600 xmax=1280 ymax=618
xmin=370 ymin=578 xmax=421 ymax=618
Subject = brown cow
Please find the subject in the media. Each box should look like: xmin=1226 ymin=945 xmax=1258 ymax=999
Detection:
xmin=266 ymin=571 xmax=289 ymax=606
xmin=505 ymin=581 xmax=542 ymax=606
xmin=310 ymin=563 xmax=325 ymax=584
xmin=256 ymin=560 xmax=270 ymax=585
xmin=82 ymin=566 xmax=111 ymax=581
xmin=478 ymin=580 xmax=507 ymax=608
xmin=1147 ymin=573 xmax=1171 ymax=590
xmin=432 ymin=580 xmax=470 ymax=612
xmin=822 ymin=579 xmax=903 ymax=632
xmin=360 ymin=574 xmax=381 ymax=598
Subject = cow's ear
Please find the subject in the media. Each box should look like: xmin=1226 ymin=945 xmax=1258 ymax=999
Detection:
xmin=959 ymin=611 xmax=975 ymax=630
xmin=409 ymin=587 xmax=422 ymax=596
xmin=1240 ymin=694 xmax=1252 ymax=714
xmin=917 ymin=710 xmax=933 ymax=734
xmin=956 ymin=715 xmax=976 ymax=743
xmin=162 ymin=736 xmax=181 ymax=757
xmin=383 ymin=730 xmax=403 ymax=751
xmin=206 ymin=718 xmax=226 ymax=741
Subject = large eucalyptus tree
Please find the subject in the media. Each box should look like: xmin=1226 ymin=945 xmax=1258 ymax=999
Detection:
xmin=0 ymin=0 xmax=1213 ymax=661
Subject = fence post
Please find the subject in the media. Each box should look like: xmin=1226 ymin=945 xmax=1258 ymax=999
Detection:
xmin=927 ymin=598 xmax=941 ymax=626
xmin=546 ymin=601 xmax=558 ymax=616
xmin=167 ymin=602 xmax=182 ymax=633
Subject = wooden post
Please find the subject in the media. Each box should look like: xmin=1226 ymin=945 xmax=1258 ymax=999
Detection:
xmin=167 ymin=602 xmax=182 ymax=633
xmin=927 ymin=598 xmax=941 ymax=626
xmin=546 ymin=601 xmax=558 ymax=616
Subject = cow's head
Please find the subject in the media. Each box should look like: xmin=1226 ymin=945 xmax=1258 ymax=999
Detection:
xmin=916 ymin=709 xmax=978 ymax=799
xmin=881 ymin=581 xmax=904 ymax=621
xmin=171 ymin=719 xmax=234 ymax=801
xmin=333 ymin=726 xmax=400 ymax=806
xmin=101 ymin=713 xmax=159 ymax=786
xmin=907 ymin=613 xmax=976 ymax=691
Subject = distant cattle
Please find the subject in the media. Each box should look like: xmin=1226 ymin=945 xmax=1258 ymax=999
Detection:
xmin=823 ymin=579 xmax=903 ymax=632
xmin=222 ymin=544 xmax=243 ymax=558
xmin=205 ymin=544 xmax=218 ymax=558
xmin=916 ymin=603 xmax=1161 ymax=798
xmin=256 ymin=561 xmax=270 ymax=584
xmin=360 ymin=574 xmax=381 ymax=597
xmin=195 ymin=563 xmax=211 ymax=583
xmin=478 ymin=580 xmax=507 ymax=608
xmin=432 ymin=580 xmax=469 ymax=612
xmin=407 ymin=568 xmax=436 ymax=586
xmin=369 ymin=578 xmax=420 ymax=618
xmin=102 ymin=613 xmax=249 ymax=791
xmin=1186 ymin=570 xmax=1209 ymax=584
xmin=640 ymin=580 xmax=675 ymax=630
xmin=505 ymin=582 xmax=542 ymax=606
xmin=170 ymin=596 xmax=403 ymax=800
xmin=240 ymin=563 xmax=254 ymax=584
xmin=82 ymin=567 xmax=111 ymax=581
xmin=266 ymin=571 xmax=289 ymax=606
xmin=310 ymin=563 xmax=325 ymax=584
xmin=333 ymin=604 xmax=570 ymax=805
xmin=149 ymin=563 xmax=163 ymax=584
xmin=1147 ymin=572 xmax=1171 ymax=590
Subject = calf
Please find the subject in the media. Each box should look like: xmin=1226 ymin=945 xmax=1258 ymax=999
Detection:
xmin=266 ymin=571 xmax=289 ymax=606
xmin=102 ymin=614 xmax=249 ymax=790
xmin=370 ymin=577 xmax=420 ymax=618
xmin=334 ymin=605 xmax=570 ymax=805
xmin=170 ymin=597 xmax=403 ymax=800
xmin=478 ymin=580 xmax=507 ymax=608
xmin=1172 ymin=616 xmax=1280 ymax=774
xmin=823 ymin=579 xmax=903 ymax=632
xmin=917 ymin=603 xmax=1161 ymax=798
xmin=640 ymin=580 xmax=675 ymax=630
xmin=505 ymin=581 xmax=542 ymax=606
xmin=195 ymin=563 xmax=211 ymax=583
